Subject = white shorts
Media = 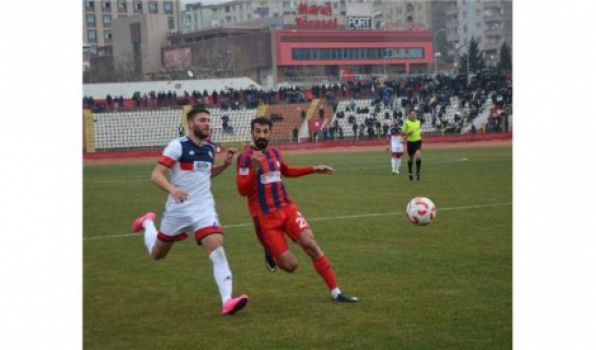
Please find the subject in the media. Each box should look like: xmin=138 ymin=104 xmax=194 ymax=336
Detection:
xmin=158 ymin=205 xmax=223 ymax=244
xmin=391 ymin=145 xmax=404 ymax=153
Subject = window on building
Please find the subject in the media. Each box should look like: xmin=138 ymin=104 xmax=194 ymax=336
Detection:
xmin=85 ymin=0 xmax=95 ymax=11
xmin=476 ymin=9 xmax=481 ymax=16
xmin=88 ymin=30 xmax=97 ymax=43
xmin=225 ymin=6 xmax=230 ymax=12
xmin=406 ymin=2 xmax=414 ymax=12
xmin=87 ymin=14 xmax=96 ymax=27
xmin=291 ymin=47 xmax=425 ymax=61
xmin=463 ymin=25 xmax=467 ymax=33
xmin=248 ymin=13 xmax=252 ymax=20
xmin=133 ymin=1 xmax=143 ymax=13
xmin=103 ymin=14 xmax=112 ymax=26
xmin=117 ymin=0 xmax=127 ymax=13
xmin=104 ymin=31 xmax=112 ymax=42
xmin=164 ymin=1 xmax=173 ymax=14
xmin=148 ymin=1 xmax=158 ymax=13
xmin=477 ymin=22 xmax=481 ymax=28
xmin=102 ymin=0 xmax=111 ymax=11
xmin=168 ymin=16 xmax=175 ymax=30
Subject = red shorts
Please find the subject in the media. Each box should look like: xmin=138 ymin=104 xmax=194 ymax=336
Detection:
xmin=252 ymin=204 xmax=310 ymax=258
xmin=391 ymin=152 xmax=403 ymax=158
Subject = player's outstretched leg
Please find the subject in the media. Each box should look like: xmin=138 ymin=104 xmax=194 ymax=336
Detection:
xmin=297 ymin=230 xmax=358 ymax=303
xmin=201 ymin=234 xmax=249 ymax=315
xmin=132 ymin=211 xmax=158 ymax=255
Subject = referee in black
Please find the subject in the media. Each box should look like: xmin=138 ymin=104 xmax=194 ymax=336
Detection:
xmin=402 ymin=110 xmax=423 ymax=181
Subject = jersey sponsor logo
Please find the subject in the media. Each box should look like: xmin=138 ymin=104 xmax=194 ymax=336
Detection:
xmin=195 ymin=161 xmax=211 ymax=172
xmin=260 ymin=171 xmax=281 ymax=184
xmin=189 ymin=150 xmax=195 ymax=155
xmin=238 ymin=167 xmax=249 ymax=176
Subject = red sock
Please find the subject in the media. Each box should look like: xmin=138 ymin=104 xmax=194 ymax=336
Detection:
xmin=312 ymin=255 xmax=337 ymax=290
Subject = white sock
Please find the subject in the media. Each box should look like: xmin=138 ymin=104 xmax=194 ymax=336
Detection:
xmin=391 ymin=158 xmax=396 ymax=171
xmin=396 ymin=158 xmax=402 ymax=170
xmin=209 ymin=246 xmax=233 ymax=305
xmin=143 ymin=219 xmax=158 ymax=255
xmin=331 ymin=287 xmax=342 ymax=299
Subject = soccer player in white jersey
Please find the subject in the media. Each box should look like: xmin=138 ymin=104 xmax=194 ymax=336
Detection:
xmin=131 ymin=107 xmax=249 ymax=315
xmin=387 ymin=122 xmax=405 ymax=174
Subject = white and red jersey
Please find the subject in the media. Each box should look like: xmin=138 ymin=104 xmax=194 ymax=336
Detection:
xmin=389 ymin=127 xmax=404 ymax=153
xmin=158 ymin=137 xmax=216 ymax=213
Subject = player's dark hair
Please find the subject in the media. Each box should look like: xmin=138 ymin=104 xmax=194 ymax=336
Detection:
xmin=187 ymin=107 xmax=210 ymax=121
xmin=251 ymin=117 xmax=273 ymax=131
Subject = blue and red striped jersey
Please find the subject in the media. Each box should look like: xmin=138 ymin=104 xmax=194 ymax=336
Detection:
xmin=236 ymin=145 xmax=313 ymax=217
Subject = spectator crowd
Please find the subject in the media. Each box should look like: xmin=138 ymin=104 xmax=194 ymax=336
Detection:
xmin=84 ymin=70 xmax=512 ymax=135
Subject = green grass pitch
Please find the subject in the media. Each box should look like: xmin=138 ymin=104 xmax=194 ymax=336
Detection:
xmin=84 ymin=144 xmax=511 ymax=349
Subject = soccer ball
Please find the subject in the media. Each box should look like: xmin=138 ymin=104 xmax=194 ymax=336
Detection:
xmin=406 ymin=197 xmax=437 ymax=226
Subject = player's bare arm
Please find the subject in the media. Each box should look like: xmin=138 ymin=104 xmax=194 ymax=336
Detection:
xmin=212 ymin=147 xmax=237 ymax=177
xmin=151 ymin=163 xmax=188 ymax=203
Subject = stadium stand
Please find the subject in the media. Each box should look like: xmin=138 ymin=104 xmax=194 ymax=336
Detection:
xmin=84 ymin=71 xmax=512 ymax=151
xmin=93 ymin=109 xmax=182 ymax=150
xmin=209 ymin=108 xmax=257 ymax=143
xmin=261 ymin=103 xmax=311 ymax=143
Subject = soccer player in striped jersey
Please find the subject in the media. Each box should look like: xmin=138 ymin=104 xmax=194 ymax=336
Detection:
xmin=131 ymin=107 xmax=249 ymax=315
xmin=236 ymin=117 xmax=358 ymax=303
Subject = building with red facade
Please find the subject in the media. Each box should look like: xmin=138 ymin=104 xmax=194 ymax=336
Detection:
xmin=273 ymin=29 xmax=434 ymax=84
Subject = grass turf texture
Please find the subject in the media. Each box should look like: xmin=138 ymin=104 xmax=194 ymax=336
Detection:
xmin=84 ymin=145 xmax=511 ymax=349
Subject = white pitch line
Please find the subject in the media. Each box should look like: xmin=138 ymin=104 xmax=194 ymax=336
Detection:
xmin=432 ymin=157 xmax=469 ymax=165
xmin=83 ymin=202 xmax=511 ymax=241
